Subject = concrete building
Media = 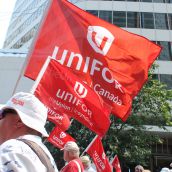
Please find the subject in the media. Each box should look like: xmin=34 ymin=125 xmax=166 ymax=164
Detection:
xmin=1 ymin=0 xmax=172 ymax=170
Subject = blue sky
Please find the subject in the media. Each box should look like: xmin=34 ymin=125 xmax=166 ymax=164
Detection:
xmin=0 ymin=0 xmax=17 ymax=48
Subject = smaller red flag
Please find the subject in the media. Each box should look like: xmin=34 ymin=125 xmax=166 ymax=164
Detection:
xmin=47 ymin=110 xmax=71 ymax=131
xmin=111 ymin=155 xmax=121 ymax=172
xmin=48 ymin=127 xmax=75 ymax=149
xmin=86 ymin=136 xmax=111 ymax=172
xmin=34 ymin=59 xmax=111 ymax=137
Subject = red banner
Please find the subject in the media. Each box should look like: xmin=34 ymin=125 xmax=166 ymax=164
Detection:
xmin=111 ymin=155 xmax=121 ymax=172
xmin=34 ymin=59 xmax=111 ymax=137
xmin=24 ymin=0 xmax=161 ymax=120
xmin=86 ymin=136 xmax=112 ymax=172
xmin=47 ymin=111 xmax=71 ymax=131
xmin=48 ymin=127 xmax=75 ymax=149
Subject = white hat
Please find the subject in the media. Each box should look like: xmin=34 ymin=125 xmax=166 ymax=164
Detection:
xmin=62 ymin=141 xmax=79 ymax=152
xmin=1 ymin=92 xmax=48 ymax=137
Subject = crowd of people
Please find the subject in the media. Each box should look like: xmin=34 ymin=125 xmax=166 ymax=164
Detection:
xmin=135 ymin=164 xmax=172 ymax=172
xmin=0 ymin=92 xmax=95 ymax=172
xmin=0 ymin=92 xmax=171 ymax=172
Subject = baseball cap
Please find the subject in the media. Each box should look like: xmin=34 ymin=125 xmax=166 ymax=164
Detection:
xmin=61 ymin=141 xmax=79 ymax=152
xmin=0 ymin=92 xmax=48 ymax=137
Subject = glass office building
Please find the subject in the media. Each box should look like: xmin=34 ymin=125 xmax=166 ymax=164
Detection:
xmin=3 ymin=0 xmax=172 ymax=169
xmin=3 ymin=0 xmax=48 ymax=49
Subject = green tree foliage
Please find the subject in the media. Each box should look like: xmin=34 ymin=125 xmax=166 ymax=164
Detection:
xmin=45 ymin=70 xmax=172 ymax=170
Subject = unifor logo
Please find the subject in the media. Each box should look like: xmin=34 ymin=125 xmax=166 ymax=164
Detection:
xmin=60 ymin=132 xmax=66 ymax=138
xmin=74 ymin=81 xmax=88 ymax=98
xmin=87 ymin=26 xmax=115 ymax=55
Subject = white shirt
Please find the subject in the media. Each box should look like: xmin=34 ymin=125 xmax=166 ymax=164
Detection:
xmin=84 ymin=166 xmax=96 ymax=172
xmin=0 ymin=135 xmax=58 ymax=172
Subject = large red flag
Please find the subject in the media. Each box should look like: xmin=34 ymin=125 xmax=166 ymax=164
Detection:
xmin=24 ymin=0 xmax=161 ymax=120
xmin=34 ymin=59 xmax=111 ymax=137
xmin=48 ymin=127 xmax=75 ymax=149
xmin=111 ymin=155 xmax=121 ymax=172
xmin=86 ymin=136 xmax=112 ymax=172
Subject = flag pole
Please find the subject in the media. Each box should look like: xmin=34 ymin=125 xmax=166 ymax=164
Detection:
xmin=80 ymin=135 xmax=98 ymax=156
xmin=12 ymin=0 xmax=53 ymax=95
xmin=30 ymin=56 xmax=52 ymax=94
xmin=111 ymin=155 xmax=117 ymax=164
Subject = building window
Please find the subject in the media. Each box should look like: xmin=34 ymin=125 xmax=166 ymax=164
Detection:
xmin=169 ymin=14 xmax=172 ymax=30
xmin=153 ymin=0 xmax=166 ymax=2
xmin=127 ymin=12 xmax=140 ymax=28
xmin=155 ymin=13 xmax=168 ymax=29
xmin=86 ymin=10 xmax=98 ymax=17
xmin=99 ymin=11 xmax=112 ymax=23
xmin=152 ymin=74 xmax=159 ymax=80
xmin=153 ymin=74 xmax=172 ymax=90
xmin=157 ymin=42 xmax=172 ymax=61
xmin=160 ymin=74 xmax=172 ymax=89
xmin=11 ymin=24 xmax=39 ymax=49
xmin=113 ymin=11 xmax=126 ymax=27
xmin=141 ymin=12 xmax=154 ymax=29
xmin=141 ymin=0 xmax=153 ymax=2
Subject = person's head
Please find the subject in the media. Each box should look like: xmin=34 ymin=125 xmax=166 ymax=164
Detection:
xmin=62 ymin=141 xmax=80 ymax=162
xmin=0 ymin=92 xmax=48 ymax=144
xmin=80 ymin=155 xmax=91 ymax=169
xmin=160 ymin=168 xmax=170 ymax=172
xmin=135 ymin=165 xmax=144 ymax=172
xmin=170 ymin=163 xmax=172 ymax=168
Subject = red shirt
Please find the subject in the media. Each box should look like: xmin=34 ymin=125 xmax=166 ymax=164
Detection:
xmin=61 ymin=158 xmax=84 ymax=172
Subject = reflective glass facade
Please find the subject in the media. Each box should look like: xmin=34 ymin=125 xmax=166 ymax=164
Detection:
xmin=87 ymin=10 xmax=171 ymax=30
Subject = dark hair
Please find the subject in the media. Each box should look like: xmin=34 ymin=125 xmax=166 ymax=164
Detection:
xmin=1 ymin=108 xmax=18 ymax=116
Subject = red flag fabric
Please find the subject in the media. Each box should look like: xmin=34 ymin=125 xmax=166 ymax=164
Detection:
xmin=111 ymin=155 xmax=121 ymax=172
xmin=34 ymin=59 xmax=111 ymax=137
xmin=47 ymin=110 xmax=71 ymax=131
xmin=48 ymin=127 xmax=75 ymax=149
xmin=86 ymin=136 xmax=112 ymax=172
xmin=24 ymin=0 xmax=161 ymax=120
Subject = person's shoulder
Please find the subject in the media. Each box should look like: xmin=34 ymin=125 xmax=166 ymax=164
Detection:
xmin=0 ymin=138 xmax=36 ymax=155
xmin=0 ymin=139 xmax=23 ymax=152
xmin=67 ymin=159 xmax=82 ymax=168
xmin=68 ymin=160 xmax=77 ymax=166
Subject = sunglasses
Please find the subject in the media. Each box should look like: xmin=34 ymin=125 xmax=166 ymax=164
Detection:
xmin=0 ymin=108 xmax=18 ymax=120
